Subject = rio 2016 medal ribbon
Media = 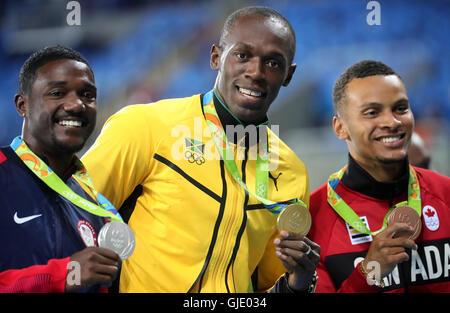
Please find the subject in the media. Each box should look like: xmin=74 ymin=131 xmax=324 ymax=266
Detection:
xmin=277 ymin=204 xmax=311 ymax=236
xmin=98 ymin=221 xmax=136 ymax=260
xmin=387 ymin=205 xmax=422 ymax=240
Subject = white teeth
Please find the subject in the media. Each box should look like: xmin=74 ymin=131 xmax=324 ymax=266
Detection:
xmin=58 ymin=120 xmax=82 ymax=127
xmin=380 ymin=136 xmax=400 ymax=143
xmin=239 ymin=87 xmax=263 ymax=97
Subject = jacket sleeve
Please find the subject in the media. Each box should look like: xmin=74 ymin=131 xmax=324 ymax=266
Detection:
xmin=315 ymin=259 xmax=379 ymax=293
xmin=0 ymin=257 xmax=69 ymax=293
xmin=81 ymin=105 xmax=156 ymax=209
xmin=253 ymin=230 xmax=287 ymax=292
xmin=258 ymin=160 xmax=311 ymax=293
xmin=338 ymin=263 xmax=380 ymax=293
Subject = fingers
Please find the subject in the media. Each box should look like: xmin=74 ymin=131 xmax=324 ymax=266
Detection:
xmin=67 ymin=247 xmax=121 ymax=292
xmin=382 ymin=223 xmax=414 ymax=239
xmin=274 ymin=231 xmax=320 ymax=272
xmin=373 ymin=225 xmax=418 ymax=251
xmin=363 ymin=223 xmax=419 ymax=279
xmin=275 ymin=231 xmax=321 ymax=254
xmin=93 ymin=247 xmax=121 ymax=265
xmin=383 ymin=236 xmax=418 ymax=250
xmin=86 ymin=247 xmax=120 ymax=277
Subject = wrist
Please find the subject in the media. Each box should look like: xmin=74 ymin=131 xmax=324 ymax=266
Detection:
xmin=286 ymin=271 xmax=318 ymax=293
xmin=359 ymin=260 xmax=385 ymax=288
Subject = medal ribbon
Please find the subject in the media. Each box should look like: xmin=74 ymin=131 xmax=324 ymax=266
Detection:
xmin=327 ymin=164 xmax=421 ymax=235
xmin=10 ymin=136 xmax=122 ymax=222
xmin=202 ymin=90 xmax=306 ymax=214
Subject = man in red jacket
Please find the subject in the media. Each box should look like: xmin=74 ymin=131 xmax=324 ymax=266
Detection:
xmin=308 ymin=60 xmax=450 ymax=292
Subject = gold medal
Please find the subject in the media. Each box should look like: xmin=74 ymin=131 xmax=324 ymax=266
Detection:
xmin=277 ymin=204 xmax=311 ymax=236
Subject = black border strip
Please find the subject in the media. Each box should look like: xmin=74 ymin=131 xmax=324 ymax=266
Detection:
xmin=153 ymin=153 xmax=221 ymax=202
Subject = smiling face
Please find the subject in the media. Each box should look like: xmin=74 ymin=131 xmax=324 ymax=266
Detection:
xmin=15 ymin=59 xmax=97 ymax=157
xmin=333 ymin=75 xmax=414 ymax=169
xmin=211 ymin=13 xmax=296 ymax=124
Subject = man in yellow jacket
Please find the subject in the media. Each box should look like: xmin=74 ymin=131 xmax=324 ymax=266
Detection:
xmin=82 ymin=6 xmax=319 ymax=293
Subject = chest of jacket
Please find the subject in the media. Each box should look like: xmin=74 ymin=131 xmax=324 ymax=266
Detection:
xmin=322 ymin=181 xmax=450 ymax=292
xmin=0 ymin=148 xmax=107 ymax=272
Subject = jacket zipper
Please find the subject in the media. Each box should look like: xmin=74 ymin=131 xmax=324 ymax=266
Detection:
xmin=225 ymin=143 xmax=250 ymax=292
xmin=210 ymin=145 xmax=245 ymax=291
xmin=187 ymin=160 xmax=227 ymax=293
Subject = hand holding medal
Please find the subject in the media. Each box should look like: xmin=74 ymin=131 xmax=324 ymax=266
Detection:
xmin=328 ymin=165 xmax=423 ymax=287
xmin=387 ymin=205 xmax=421 ymax=240
xmin=275 ymin=204 xmax=319 ymax=292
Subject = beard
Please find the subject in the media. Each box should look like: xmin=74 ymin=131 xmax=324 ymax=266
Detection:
xmin=50 ymin=132 xmax=88 ymax=156
xmin=376 ymin=154 xmax=408 ymax=165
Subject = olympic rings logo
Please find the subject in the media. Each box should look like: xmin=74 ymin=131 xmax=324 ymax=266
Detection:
xmin=184 ymin=151 xmax=205 ymax=165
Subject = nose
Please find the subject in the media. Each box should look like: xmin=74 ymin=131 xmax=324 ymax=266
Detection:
xmin=245 ymin=58 xmax=265 ymax=82
xmin=63 ymin=92 xmax=85 ymax=113
xmin=379 ymin=110 xmax=401 ymax=129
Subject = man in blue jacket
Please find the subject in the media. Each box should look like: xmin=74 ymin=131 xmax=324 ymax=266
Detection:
xmin=0 ymin=46 xmax=121 ymax=293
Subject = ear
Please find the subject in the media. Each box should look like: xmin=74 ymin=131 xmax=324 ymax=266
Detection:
xmin=282 ymin=63 xmax=296 ymax=87
xmin=210 ymin=44 xmax=222 ymax=71
xmin=333 ymin=115 xmax=350 ymax=141
xmin=14 ymin=94 xmax=27 ymax=118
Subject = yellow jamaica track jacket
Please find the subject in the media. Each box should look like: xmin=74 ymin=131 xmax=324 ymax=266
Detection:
xmin=82 ymin=94 xmax=310 ymax=292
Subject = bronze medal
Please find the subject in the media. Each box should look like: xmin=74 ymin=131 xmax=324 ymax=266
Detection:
xmin=277 ymin=204 xmax=311 ymax=236
xmin=387 ymin=205 xmax=422 ymax=240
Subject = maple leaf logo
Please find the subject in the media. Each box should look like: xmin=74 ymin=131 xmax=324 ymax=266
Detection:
xmin=425 ymin=208 xmax=435 ymax=217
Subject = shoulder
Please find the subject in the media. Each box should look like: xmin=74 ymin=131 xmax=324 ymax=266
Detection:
xmin=0 ymin=149 xmax=7 ymax=165
xmin=0 ymin=146 xmax=20 ymax=171
xmin=414 ymin=166 xmax=450 ymax=184
xmin=106 ymin=94 xmax=202 ymax=130
xmin=0 ymin=146 xmax=41 ymax=200
xmin=0 ymin=147 xmax=11 ymax=186
xmin=414 ymin=166 xmax=450 ymax=201
xmin=117 ymin=94 xmax=201 ymax=118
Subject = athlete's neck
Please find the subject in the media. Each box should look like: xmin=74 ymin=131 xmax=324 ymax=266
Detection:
xmin=342 ymin=154 xmax=409 ymax=200
xmin=23 ymin=137 xmax=75 ymax=179
xmin=213 ymin=89 xmax=268 ymax=127
xmin=350 ymin=153 xmax=407 ymax=183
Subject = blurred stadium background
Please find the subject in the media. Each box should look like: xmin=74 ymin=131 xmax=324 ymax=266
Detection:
xmin=0 ymin=0 xmax=448 ymax=190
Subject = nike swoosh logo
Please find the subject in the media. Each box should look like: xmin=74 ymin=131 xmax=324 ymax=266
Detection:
xmin=14 ymin=212 xmax=42 ymax=224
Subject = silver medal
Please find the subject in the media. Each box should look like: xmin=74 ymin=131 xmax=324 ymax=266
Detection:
xmin=98 ymin=221 xmax=135 ymax=260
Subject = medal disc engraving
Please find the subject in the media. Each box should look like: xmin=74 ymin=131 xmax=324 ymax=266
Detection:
xmin=277 ymin=204 xmax=311 ymax=236
xmin=387 ymin=205 xmax=422 ymax=240
xmin=98 ymin=221 xmax=136 ymax=260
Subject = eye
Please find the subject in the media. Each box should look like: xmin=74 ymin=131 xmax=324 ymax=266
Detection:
xmin=234 ymin=52 xmax=247 ymax=60
xmin=395 ymin=104 xmax=409 ymax=114
xmin=82 ymin=90 xmax=96 ymax=100
xmin=362 ymin=109 xmax=378 ymax=118
xmin=49 ymin=90 xmax=64 ymax=98
xmin=267 ymin=60 xmax=280 ymax=69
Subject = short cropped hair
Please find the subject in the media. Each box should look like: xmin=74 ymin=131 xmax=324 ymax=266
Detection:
xmin=19 ymin=45 xmax=93 ymax=95
xmin=219 ymin=6 xmax=296 ymax=64
xmin=332 ymin=60 xmax=401 ymax=115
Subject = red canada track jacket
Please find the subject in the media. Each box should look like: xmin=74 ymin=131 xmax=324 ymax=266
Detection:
xmin=309 ymin=156 xmax=450 ymax=293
